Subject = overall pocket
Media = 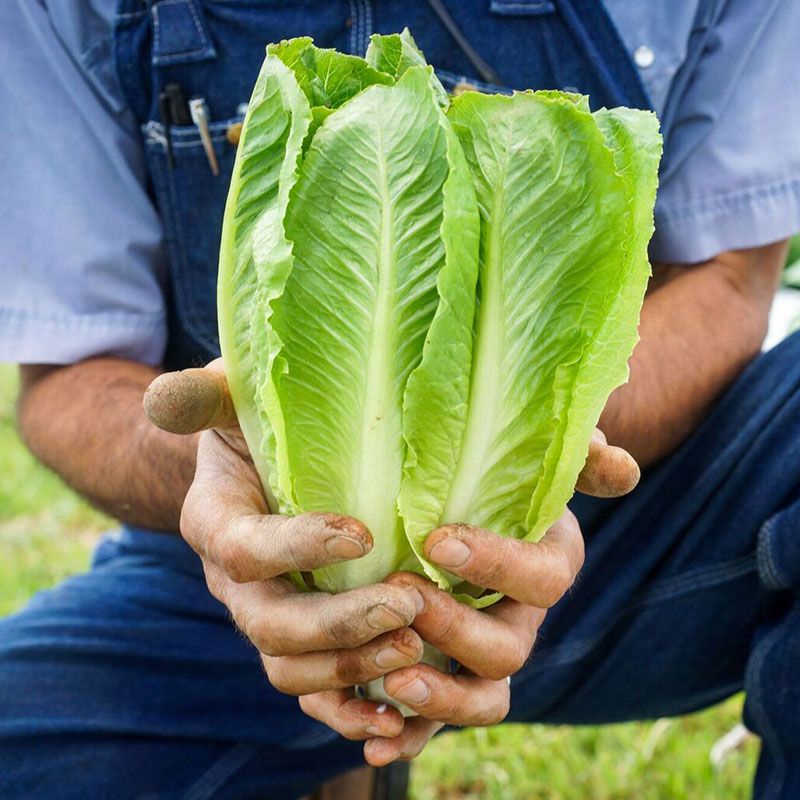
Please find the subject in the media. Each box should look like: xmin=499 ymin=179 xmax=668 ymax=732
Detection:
xmin=142 ymin=115 xmax=244 ymax=360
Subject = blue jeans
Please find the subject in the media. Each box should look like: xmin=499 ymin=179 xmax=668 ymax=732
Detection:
xmin=2 ymin=333 xmax=799 ymax=799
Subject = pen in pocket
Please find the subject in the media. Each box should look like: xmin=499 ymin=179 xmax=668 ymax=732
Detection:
xmin=190 ymin=97 xmax=220 ymax=176
xmin=157 ymin=84 xmax=192 ymax=169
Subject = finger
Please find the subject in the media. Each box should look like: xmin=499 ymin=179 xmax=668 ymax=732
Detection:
xmin=382 ymin=664 xmax=511 ymax=727
xmin=144 ymin=358 xmax=237 ymax=434
xmin=385 ymin=574 xmax=544 ymax=680
xmin=205 ymin=563 xmax=424 ymax=654
xmin=424 ymin=510 xmax=584 ymax=607
xmin=298 ymin=690 xmax=404 ymax=741
xmin=364 ymin=717 xmax=444 ymax=766
xmin=183 ymin=502 xmax=374 ymax=582
xmin=576 ymin=428 xmax=640 ymax=497
xmin=262 ymin=628 xmax=424 ymax=695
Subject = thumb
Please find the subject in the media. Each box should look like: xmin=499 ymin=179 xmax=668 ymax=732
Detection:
xmin=143 ymin=359 xmax=238 ymax=435
xmin=575 ymin=428 xmax=640 ymax=498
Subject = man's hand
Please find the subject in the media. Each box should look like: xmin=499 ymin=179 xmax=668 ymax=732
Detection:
xmin=146 ymin=362 xmax=424 ymax=740
xmin=146 ymin=362 xmax=638 ymax=764
xmin=302 ymin=509 xmax=585 ymax=765
xmin=299 ymin=432 xmax=638 ymax=765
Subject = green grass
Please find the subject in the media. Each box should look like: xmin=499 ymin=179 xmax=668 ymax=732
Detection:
xmin=0 ymin=363 xmax=758 ymax=797
xmin=0 ymin=364 xmax=109 ymax=615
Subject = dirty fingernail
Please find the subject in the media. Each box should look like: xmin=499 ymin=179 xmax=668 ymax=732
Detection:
xmin=367 ymin=603 xmax=408 ymax=630
xmin=392 ymin=677 xmax=429 ymax=705
xmin=375 ymin=646 xmax=411 ymax=669
xmin=325 ymin=535 xmax=365 ymax=560
xmin=405 ymin=586 xmax=425 ymax=614
xmin=429 ymin=538 xmax=471 ymax=568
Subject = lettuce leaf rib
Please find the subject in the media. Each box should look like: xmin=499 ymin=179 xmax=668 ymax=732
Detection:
xmin=274 ymin=67 xmax=475 ymax=591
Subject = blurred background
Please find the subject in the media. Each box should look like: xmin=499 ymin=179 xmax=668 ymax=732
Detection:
xmin=2 ymin=237 xmax=799 ymax=799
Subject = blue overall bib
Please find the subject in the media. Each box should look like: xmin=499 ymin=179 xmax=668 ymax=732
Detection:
xmin=0 ymin=3 xmax=797 ymax=799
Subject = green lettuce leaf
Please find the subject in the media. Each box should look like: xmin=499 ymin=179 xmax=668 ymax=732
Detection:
xmin=268 ymin=38 xmax=393 ymax=109
xmin=397 ymin=113 xmax=480 ymax=588
xmin=400 ymin=91 xmax=660 ymax=602
xmin=217 ymin=54 xmax=312 ymax=514
xmin=366 ymin=29 xmax=449 ymax=108
xmin=271 ymin=66 xmax=479 ymax=592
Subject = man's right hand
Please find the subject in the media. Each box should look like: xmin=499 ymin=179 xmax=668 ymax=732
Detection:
xmin=144 ymin=361 xmax=421 ymax=741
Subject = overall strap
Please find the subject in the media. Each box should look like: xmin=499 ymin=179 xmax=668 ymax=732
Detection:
xmin=556 ymin=0 xmax=652 ymax=110
xmin=658 ymin=0 xmax=728 ymax=180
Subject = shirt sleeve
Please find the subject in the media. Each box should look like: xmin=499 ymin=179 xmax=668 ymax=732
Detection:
xmin=0 ymin=0 xmax=168 ymax=366
xmin=651 ymin=0 xmax=800 ymax=264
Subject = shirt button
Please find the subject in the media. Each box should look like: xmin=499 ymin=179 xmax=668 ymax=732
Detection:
xmin=633 ymin=45 xmax=655 ymax=69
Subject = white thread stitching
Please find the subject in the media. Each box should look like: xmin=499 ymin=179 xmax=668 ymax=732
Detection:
xmin=348 ymin=0 xmax=359 ymax=54
xmin=362 ymin=0 xmax=373 ymax=53
xmin=152 ymin=0 xmax=213 ymax=61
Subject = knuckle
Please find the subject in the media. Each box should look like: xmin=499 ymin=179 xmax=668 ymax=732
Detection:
xmin=484 ymin=641 xmax=528 ymax=681
xmin=474 ymin=555 xmax=505 ymax=591
xmin=535 ymin=560 xmax=574 ymax=607
xmin=333 ymin=650 xmax=368 ymax=687
xmin=202 ymin=564 xmax=227 ymax=604
xmin=236 ymin=606 xmax=281 ymax=656
xmin=283 ymin=528 xmax=307 ymax=572
xmin=434 ymin=692 xmax=460 ymax=721
xmin=490 ymin=691 xmax=511 ymax=724
xmin=432 ymin=610 xmax=461 ymax=648
xmin=471 ymin=690 xmax=509 ymax=726
xmin=251 ymin=627 xmax=282 ymax=657
xmin=265 ymin=660 xmax=299 ymax=695
xmin=179 ymin=491 xmax=204 ymax=549
xmin=214 ymin=529 xmax=254 ymax=583
xmin=317 ymin=604 xmax=364 ymax=649
xmin=506 ymin=636 xmax=533 ymax=675
xmin=297 ymin=694 xmax=314 ymax=715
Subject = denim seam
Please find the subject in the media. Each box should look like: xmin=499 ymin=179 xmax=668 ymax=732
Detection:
xmin=153 ymin=0 xmax=214 ymax=63
xmin=171 ymin=135 xmax=230 ymax=148
xmin=347 ymin=0 xmax=359 ymax=55
xmin=757 ymin=517 xmax=786 ymax=591
xmin=164 ymin=156 xmax=220 ymax=353
xmin=145 ymin=134 xmax=219 ymax=354
xmin=519 ymin=554 xmax=758 ymax=674
xmin=147 ymin=117 xmax=244 ymax=139
xmin=490 ymin=1 xmax=556 ymax=12
xmin=180 ymin=742 xmax=261 ymax=800
xmin=627 ymin=554 xmax=757 ymax=608
xmin=745 ymin=624 xmax=787 ymax=800
xmin=361 ymin=0 xmax=373 ymax=53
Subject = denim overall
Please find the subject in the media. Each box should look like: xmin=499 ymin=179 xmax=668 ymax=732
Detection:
xmin=0 ymin=2 xmax=797 ymax=799
xmin=114 ymin=0 xmax=652 ymax=370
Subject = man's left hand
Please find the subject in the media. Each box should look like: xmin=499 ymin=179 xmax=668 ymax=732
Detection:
xmin=299 ymin=433 xmax=638 ymax=765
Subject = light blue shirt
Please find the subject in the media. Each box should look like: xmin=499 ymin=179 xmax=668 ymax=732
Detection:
xmin=2 ymin=0 xmax=799 ymax=366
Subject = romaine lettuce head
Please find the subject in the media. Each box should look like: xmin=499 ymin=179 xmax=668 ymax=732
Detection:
xmin=218 ymin=32 xmax=661 ymax=602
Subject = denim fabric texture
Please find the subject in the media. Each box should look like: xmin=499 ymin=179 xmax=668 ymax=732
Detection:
xmin=1 ymin=332 xmax=799 ymax=798
xmin=0 ymin=2 xmax=798 ymax=798
xmin=113 ymin=0 xmax=651 ymax=368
